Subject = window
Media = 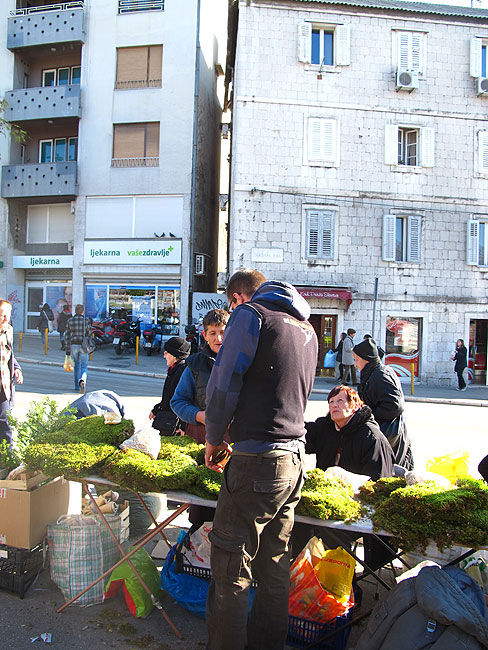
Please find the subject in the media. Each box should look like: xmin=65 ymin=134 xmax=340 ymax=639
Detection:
xmin=42 ymin=66 xmax=81 ymax=87
xmin=470 ymin=37 xmax=488 ymax=78
xmin=304 ymin=209 xmax=335 ymax=260
xmin=467 ymin=219 xmax=488 ymax=266
xmin=27 ymin=204 xmax=74 ymax=244
xmin=478 ymin=131 xmax=488 ymax=173
xmin=395 ymin=31 xmax=423 ymax=72
xmin=304 ymin=117 xmax=339 ymax=166
xmin=115 ymin=45 xmax=162 ymax=89
xmin=383 ymin=214 xmax=422 ymax=263
xmin=385 ymin=125 xmax=434 ymax=167
xmin=298 ymin=22 xmax=350 ymax=67
xmin=118 ymin=0 xmax=164 ymax=14
xmin=39 ymin=138 xmax=78 ymax=163
xmin=112 ymin=123 xmax=160 ymax=167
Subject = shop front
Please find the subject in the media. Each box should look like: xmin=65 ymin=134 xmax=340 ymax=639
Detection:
xmin=384 ymin=315 xmax=422 ymax=379
xmin=469 ymin=319 xmax=488 ymax=384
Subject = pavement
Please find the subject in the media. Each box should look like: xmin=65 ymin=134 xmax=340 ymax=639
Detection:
xmin=14 ymin=332 xmax=488 ymax=407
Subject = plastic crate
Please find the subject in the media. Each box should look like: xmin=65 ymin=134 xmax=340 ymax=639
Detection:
xmin=174 ymin=551 xmax=260 ymax=589
xmin=287 ymin=609 xmax=353 ymax=650
xmin=0 ymin=543 xmax=45 ymax=599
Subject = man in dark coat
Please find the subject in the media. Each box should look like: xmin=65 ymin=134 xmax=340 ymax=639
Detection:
xmin=353 ymin=338 xmax=414 ymax=470
xmin=57 ymin=304 xmax=71 ymax=351
xmin=150 ymin=336 xmax=190 ymax=435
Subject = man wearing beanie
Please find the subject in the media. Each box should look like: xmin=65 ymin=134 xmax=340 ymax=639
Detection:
xmin=353 ymin=338 xmax=414 ymax=470
xmin=149 ymin=336 xmax=190 ymax=436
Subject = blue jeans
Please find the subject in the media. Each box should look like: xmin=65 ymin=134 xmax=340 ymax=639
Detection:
xmin=206 ymin=448 xmax=304 ymax=650
xmin=70 ymin=344 xmax=88 ymax=390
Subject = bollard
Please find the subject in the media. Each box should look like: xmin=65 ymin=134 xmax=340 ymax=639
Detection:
xmin=19 ymin=331 xmax=23 ymax=353
xmin=44 ymin=329 xmax=48 ymax=355
xmin=136 ymin=336 xmax=139 ymax=364
xmin=411 ymin=362 xmax=415 ymax=395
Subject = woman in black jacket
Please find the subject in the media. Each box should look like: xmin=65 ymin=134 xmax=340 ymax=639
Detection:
xmin=451 ymin=339 xmax=468 ymax=391
xmin=149 ymin=336 xmax=191 ymax=435
xmin=38 ymin=303 xmax=54 ymax=344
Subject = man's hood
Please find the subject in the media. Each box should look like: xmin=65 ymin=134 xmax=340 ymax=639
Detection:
xmin=251 ymin=281 xmax=311 ymax=321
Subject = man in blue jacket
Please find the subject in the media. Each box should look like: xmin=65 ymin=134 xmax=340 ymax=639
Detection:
xmin=204 ymin=270 xmax=318 ymax=650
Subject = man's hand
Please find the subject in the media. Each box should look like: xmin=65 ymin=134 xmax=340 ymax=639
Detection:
xmin=14 ymin=368 xmax=23 ymax=385
xmin=196 ymin=410 xmax=206 ymax=425
xmin=149 ymin=411 xmax=155 ymax=420
xmin=205 ymin=441 xmax=232 ymax=473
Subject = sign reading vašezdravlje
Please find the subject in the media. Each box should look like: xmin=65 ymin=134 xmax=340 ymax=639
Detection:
xmin=84 ymin=240 xmax=182 ymax=265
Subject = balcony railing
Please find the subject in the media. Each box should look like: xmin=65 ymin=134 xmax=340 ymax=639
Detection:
xmin=5 ymin=85 xmax=81 ymax=122
xmin=114 ymin=79 xmax=162 ymax=90
xmin=118 ymin=0 xmax=164 ymax=14
xmin=1 ymin=162 xmax=77 ymax=199
xmin=111 ymin=157 xmax=159 ymax=167
xmin=10 ymin=2 xmax=84 ymax=16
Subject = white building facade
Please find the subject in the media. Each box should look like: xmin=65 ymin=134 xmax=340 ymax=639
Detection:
xmin=227 ymin=0 xmax=488 ymax=385
xmin=0 ymin=0 xmax=227 ymax=336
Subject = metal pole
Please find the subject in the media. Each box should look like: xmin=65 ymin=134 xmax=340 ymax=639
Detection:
xmin=135 ymin=336 xmax=139 ymax=364
xmin=19 ymin=332 xmax=23 ymax=353
xmin=44 ymin=329 xmax=48 ymax=355
xmin=371 ymin=277 xmax=379 ymax=339
xmin=411 ymin=362 xmax=415 ymax=395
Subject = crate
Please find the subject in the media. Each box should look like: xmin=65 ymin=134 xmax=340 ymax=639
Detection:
xmin=0 ymin=470 xmax=48 ymax=491
xmin=0 ymin=543 xmax=45 ymax=599
xmin=174 ymin=551 xmax=259 ymax=589
xmin=287 ymin=609 xmax=353 ymax=650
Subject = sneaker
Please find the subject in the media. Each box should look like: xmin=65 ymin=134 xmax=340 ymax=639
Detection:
xmin=455 ymin=388 xmax=461 ymax=391
xmin=79 ymin=379 xmax=85 ymax=394
xmin=461 ymin=387 xmax=467 ymax=391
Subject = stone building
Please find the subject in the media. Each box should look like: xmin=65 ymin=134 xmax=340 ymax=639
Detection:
xmin=0 ymin=0 xmax=227 ymax=337
xmin=226 ymin=0 xmax=488 ymax=385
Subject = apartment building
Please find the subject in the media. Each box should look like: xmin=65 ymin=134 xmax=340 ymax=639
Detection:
xmin=226 ymin=0 xmax=488 ymax=385
xmin=0 ymin=0 xmax=227 ymax=337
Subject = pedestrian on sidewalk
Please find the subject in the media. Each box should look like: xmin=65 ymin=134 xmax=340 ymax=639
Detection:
xmin=57 ymin=304 xmax=71 ymax=351
xmin=0 ymin=300 xmax=23 ymax=447
xmin=341 ymin=328 xmax=358 ymax=385
xmin=37 ymin=303 xmax=54 ymax=345
xmin=333 ymin=332 xmax=346 ymax=380
xmin=65 ymin=304 xmax=91 ymax=393
xmin=451 ymin=339 xmax=468 ymax=391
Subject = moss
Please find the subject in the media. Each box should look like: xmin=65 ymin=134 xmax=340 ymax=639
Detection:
xmin=39 ymin=415 xmax=134 ymax=447
xmin=24 ymin=442 xmax=117 ymax=478
xmin=357 ymin=477 xmax=407 ymax=506
xmin=157 ymin=436 xmax=204 ymax=461
xmin=190 ymin=465 xmax=222 ymax=500
xmin=296 ymin=469 xmax=362 ymax=521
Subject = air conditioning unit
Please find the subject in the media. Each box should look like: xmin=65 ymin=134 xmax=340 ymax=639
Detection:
xmin=396 ymin=69 xmax=419 ymax=91
xmin=478 ymin=77 xmax=488 ymax=95
xmin=195 ymin=254 xmax=206 ymax=276
xmin=67 ymin=241 xmax=74 ymax=252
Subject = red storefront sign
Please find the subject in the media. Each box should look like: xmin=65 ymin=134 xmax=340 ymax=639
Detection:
xmin=296 ymin=287 xmax=352 ymax=310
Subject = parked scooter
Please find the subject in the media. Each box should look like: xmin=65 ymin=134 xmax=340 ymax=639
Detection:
xmin=141 ymin=322 xmax=163 ymax=356
xmin=92 ymin=317 xmax=116 ymax=346
xmin=112 ymin=316 xmax=141 ymax=355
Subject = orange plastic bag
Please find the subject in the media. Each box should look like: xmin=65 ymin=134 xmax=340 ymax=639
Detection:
xmin=63 ymin=355 xmax=74 ymax=372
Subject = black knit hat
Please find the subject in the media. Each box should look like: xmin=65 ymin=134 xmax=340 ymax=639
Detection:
xmin=353 ymin=338 xmax=379 ymax=362
xmin=164 ymin=336 xmax=191 ymax=359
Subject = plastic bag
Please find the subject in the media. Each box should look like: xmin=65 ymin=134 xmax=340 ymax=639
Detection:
xmin=314 ymin=547 xmax=355 ymax=600
xmin=105 ymin=547 xmax=162 ymax=618
xmin=324 ymin=350 xmax=336 ymax=368
xmin=426 ymin=451 xmax=471 ymax=484
xmin=63 ymin=355 xmax=74 ymax=372
xmin=120 ymin=428 xmax=161 ymax=459
xmin=181 ymin=521 xmax=212 ymax=570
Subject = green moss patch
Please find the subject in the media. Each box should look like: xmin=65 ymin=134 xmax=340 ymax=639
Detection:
xmin=296 ymin=469 xmax=362 ymax=521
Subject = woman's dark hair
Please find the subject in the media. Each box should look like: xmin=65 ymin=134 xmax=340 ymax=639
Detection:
xmin=328 ymin=384 xmax=364 ymax=409
xmin=457 ymin=339 xmax=465 ymax=347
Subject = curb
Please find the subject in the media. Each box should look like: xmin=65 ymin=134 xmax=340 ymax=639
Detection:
xmin=17 ymin=357 xmax=165 ymax=380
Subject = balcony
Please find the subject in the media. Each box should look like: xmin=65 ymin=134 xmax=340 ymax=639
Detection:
xmin=5 ymin=85 xmax=81 ymax=122
xmin=1 ymin=162 xmax=77 ymax=199
xmin=7 ymin=2 xmax=85 ymax=51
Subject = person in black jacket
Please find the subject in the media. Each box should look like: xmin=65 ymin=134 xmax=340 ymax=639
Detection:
xmin=305 ymin=384 xmax=395 ymax=481
xmin=353 ymin=338 xmax=414 ymax=470
xmin=57 ymin=304 xmax=71 ymax=351
xmin=38 ymin=303 xmax=54 ymax=344
xmin=451 ymin=338 xmax=468 ymax=391
xmin=333 ymin=332 xmax=346 ymax=380
xmin=149 ymin=336 xmax=191 ymax=435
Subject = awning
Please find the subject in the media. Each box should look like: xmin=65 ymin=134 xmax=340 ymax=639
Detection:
xmin=296 ymin=287 xmax=353 ymax=311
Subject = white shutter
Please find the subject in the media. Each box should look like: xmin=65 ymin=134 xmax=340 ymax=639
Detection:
xmin=407 ymin=215 xmax=422 ymax=262
xmin=307 ymin=211 xmax=320 ymax=257
xmin=383 ymin=214 xmax=396 ymax=261
xmin=470 ymin=37 xmax=482 ymax=78
xmin=479 ymin=131 xmax=488 ymax=172
xmin=467 ymin=220 xmax=479 ymax=265
xmin=308 ymin=119 xmax=323 ymax=161
xmin=335 ymin=25 xmax=351 ymax=66
xmin=321 ymin=211 xmax=334 ymax=259
xmin=411 ymin=33 xmax=421 ymax=73
xmin=298 ymin=22 xmax=312 ymax=63
xmin=398 ymin=32 xmax=411 ymax=69
xmin=322 ymin=120 xmax=335 ymax=162
xmin=421 ymin=127 xmax=435 ymax=167
xmin=307 ymin=118 xmax=337 ymax=164
xmin=385 ymin=125 xmax=398 ymax=165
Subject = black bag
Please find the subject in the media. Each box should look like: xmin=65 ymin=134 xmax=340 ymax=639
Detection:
xmin=152 ymin=411 xmax=182 ymax=436
xmin=81 ymin=316 xmax=97 ymax=354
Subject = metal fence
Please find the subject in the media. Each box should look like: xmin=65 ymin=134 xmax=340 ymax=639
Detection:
xmin=111 ymin=157 xmax=159 ymax=168
xmin=11 ymin=2 xmax=84 ymax=16
xmin=118 ymin=0 xmax=164 ymax=14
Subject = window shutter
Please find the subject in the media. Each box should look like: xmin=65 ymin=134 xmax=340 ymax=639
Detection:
xmin=308 ymin=118 xmax=337 ymax=164
xmin=421 ymin=127 xmax=435 ymax=167
xmin=307 ymin=211 xmax=320 ymax=257
xmin=145 ymin=122 xmax=160 ymax=157
xmin=467 ymin=220 xmax=479 ymax=265
xmin=407 ymin=215 xmax=422 ymax=262
xmin=322 ymin=120 xmax=336 ymax=162
xmin=479 ymin=131 xmax=488 ymax=172
xmin=321 ymin=211 xmax=334 ymax=259
xmin=383 ymin=214 xmax=396 ymax=261
xmin=116 ymin=47 xmax=148 ymax=85
xmin=335 ymin=25 xmax=351 ymax=66
xmin=298 ymin=22 xmax=312 ymax=63
xmin=411 ymin=33 xmax=421 ymax=72
xmin=398 ymin=32 xmax=411 ymax=69
xmin=385 ymin=125 xmax=398 ymax=165
xmin=470 ymin=37 xmax=482 ymax=78
xmin=308 ymin=119 xmax=323 ymax=161
xmin=113 ymin=124 xmax=145 ymax=158
xmin=148 ymin=45 xmax=163 ymax=85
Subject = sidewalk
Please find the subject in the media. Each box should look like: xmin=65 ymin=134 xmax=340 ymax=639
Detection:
xmin=14 ymin=333 xmax=488 ymax=406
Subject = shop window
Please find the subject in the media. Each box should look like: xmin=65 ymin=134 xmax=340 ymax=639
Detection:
xmin=384 ymin=316 xmax=421 ymax=378
xmin=112 ymin=122 xmax=160 ymax=167
xmin=115 ymin=45 xmax=163 ymax=89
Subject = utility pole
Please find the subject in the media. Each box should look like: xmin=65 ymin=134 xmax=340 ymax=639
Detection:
xmin=371 ymin=277 xmax=379 ymax=339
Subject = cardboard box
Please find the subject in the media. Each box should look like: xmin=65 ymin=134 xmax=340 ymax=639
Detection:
xmin=0 ymin=470 xmax=49 ymax=491
xmin=105 ymin=501 xmax=130 ymax=543
xmin=0 ymin=478 xmax=81 ymax=549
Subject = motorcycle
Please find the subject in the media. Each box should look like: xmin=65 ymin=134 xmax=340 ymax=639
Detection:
xmin=112 ymin=316 xmax=141 ymax=355
xmin=141 ymin=322 xmax=163 ymax=356
xmin=185 ymin=323 xmax=199 ymax=355
xmin=91 ymin=317 xmax=116 ymax=346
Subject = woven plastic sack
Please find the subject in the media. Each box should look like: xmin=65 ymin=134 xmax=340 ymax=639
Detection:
xmin=105 ymin=547 xmax=162 ymax=618
xmin=47 ymin=515 xmax=121 ymax=606
xmin=426 ymin=451 xmax=471 ymax=484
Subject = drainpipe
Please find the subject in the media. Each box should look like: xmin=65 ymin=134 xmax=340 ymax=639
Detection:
xmin=188 ymin=0 xmax=201 ymax=322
